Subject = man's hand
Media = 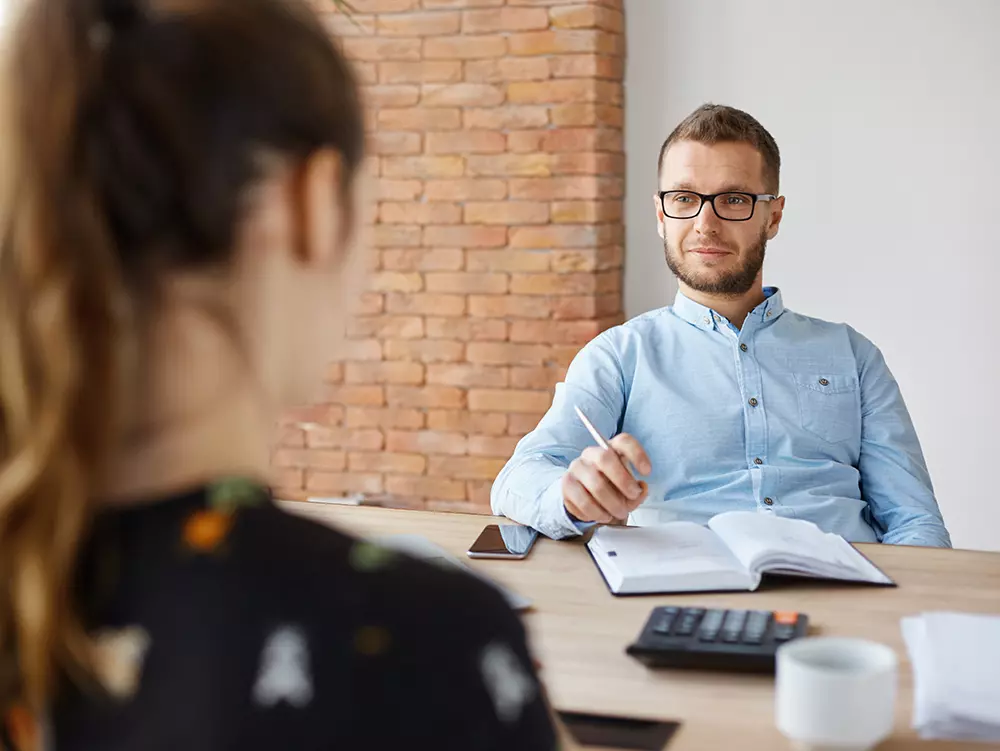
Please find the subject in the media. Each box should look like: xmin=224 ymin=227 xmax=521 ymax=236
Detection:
xmin=562 ymin=434 xmax=652 ymax=523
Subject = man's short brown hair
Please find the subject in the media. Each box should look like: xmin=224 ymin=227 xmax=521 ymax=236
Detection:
xmin=658 ymin=104 xmax=781 ymax=193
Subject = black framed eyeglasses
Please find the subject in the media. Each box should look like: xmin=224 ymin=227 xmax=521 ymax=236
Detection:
xmin=658 ymin=190 xmax=777 ymax=222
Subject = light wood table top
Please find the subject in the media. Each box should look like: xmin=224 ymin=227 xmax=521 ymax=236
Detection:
xmin=283 ymin=502 xmax=1000 ymax=751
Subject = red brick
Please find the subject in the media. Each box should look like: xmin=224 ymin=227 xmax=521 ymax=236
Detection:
xmin=508 ymin=176 xmax=613 ymax=201
xmin=373 ymin=179 xmax=423 ymax=202
xmin=355 ymin=293 xmax=385 ymax=317
xmin=426 ymin=317 xmax=508 ymax=341
xmin=468 ymin=435 xmax=521 ymax=457
xmin=425 ymin=272 xmax=508 ymax=295
xmin=387 ymin=385 xmax=466 ymax=409
xmin=371 ymin=225 xmax=422 ymax=248
xmin=274 ymin=448 xmax=347 ymax=471
xmin=274 ymin=469 xmax=304 ymax=497
xmin=597 ymin=269 xmax=623 ymax=294
xmin=325 ymin=362 xmax=344 ymax=384
xmin=422 ymin=0 xmax=502 ymax=7
xmin=551 ymin=200 xmax=622 ymax=224
xmin=386 ymin=475 xmax=466 ymax=501
xmin=327 ymin=385 xmax=385 ymax=407
xmin=349 ymin=452 xmax=427 ymax=474
xmin=552 ymin=292 xmax=621 ymax=320
xmin=322 ymin=13 xmax=378 ymax=38
xmin=510 ymin=365 xmax=567 ymax=390
xmin=510 ymin=272 xmax=597 ymax=295
xmin=379 ymin=60 xmax=462 ymax=84
xmin=423 ymin=225 xmax=507 ymax=248
xmin=342 ymin=37 xmax=422 ymax=62
xmin=464 ymin=202 xmax=549 ymax=226
xmin=378 ymin=107 xmax=461 ymax=131
xmin=469 ymin=388 xmax=552 ymax=413
xmin=305 ymin=426 xmax=385 ymax=452
xmin=508 ymin=79 xmax=603 ymax=105
xmin=508 ymin=413 xmax=544 ymax=435
xmin=467 ymin=342 xmax=550 ymax=365
xmin=509 ymin=225 xmax=599 ymax=249
xmin=508 ymin=30 xmax=618 ymax=56
xmin=466 ymin=480 xmax=494 ymax=505
xmin=386 ymin=292 xmax=466 ymax=316
xmin=347 ymin=315 xmax=424 ymax=339
xmin=363 ymin=85 xmax=420 ymax=108
xmin=427 ymin=455 xmax=506 ymax=480
xmin=306 ymin=471 xmax=384 ymax=496
xmin=339 ymin=338 xmax=383 ymax=361
xmin=552 ymin=152 xmax=625 ymax=176
xmin=467 ymin=154 xmax=551 ymax=177
xmin=427 ymin=410 xmax=507 ymax=435
xmin=424 ymin=34 xmax=507 ymax=60
xmin=280 ymin=404 xmax=345 ymax=427
xmin=468 ymin=294 xmax=552 ymax=319
xmin=506 ymin=130 xmax=547 ymax=153
xmin=380 ymin=201 xmax=461 ymax=225
xmin=551 ymin=246 xmax=623 ymax=272
xmin=465 ymin=250 xmax=550 ymax=272
xmin=462 ymin=7 xmax=549 ymax=32
xmin=463 ymin=106 xmax=549 ymax=130
xmin=422 ymin=83 xmax=504 ymax=107
xmin=383 ymin=155 xmax=464 ymax=179
xmin=550 ymin=54 xmax=623 ymax=80
xmin=424 ymin=178 xmax=506 ymax=201
xmin=350 ymin=62 xmax=378 ymax=86
xmin=510 ymin=319 xmax=600 ymax=344
xmin=347 ymin=0 xmax=418 ymax=11
xmin=426 ymin=364 xmax=508 ymax=388
xmin=367 ymin=271 xmax=424 ymax=293
xmin=464 ymin=58 xmax=549 ymax=83
xmin=386 ymin=430 xmax=468 ymax=455
xmin=550 ymin=5 xmax=624 ymax=32
xmin=377 ymin=11 xmax=461 ymax=36
xmin=555 ymin=105 xmax=623 ymax=131
xmin=384 ymin=339 xmax=465 ymax=363
xmin=369 ymin=132 xmax=422 ymax=156
xmin=381 ymin=248 xmax=464 ymax=271
xmin=551 ymin=344 xmax=586 ymax=366
xmin=543 ymin=127 xmax=621 ymax=153
xmin=426 ymin=130 xmax=505 ymax=154
xmin=345 ymin=361 xmax=425 ymax=385
xmin=275 ymin=426 xmax=306 ymax=448
xmin=345 ymin=407 xmax=425 ymax=430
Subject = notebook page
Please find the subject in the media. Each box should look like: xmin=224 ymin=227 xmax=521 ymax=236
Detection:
xmin=707 ymin=511 xmax=891 ymax=583
xmin=589 ymin=523 xmax=749 ymax=580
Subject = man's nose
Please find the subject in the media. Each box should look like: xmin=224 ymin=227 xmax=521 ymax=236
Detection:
xmin=693 ymin=198 xmax=723 ymax=234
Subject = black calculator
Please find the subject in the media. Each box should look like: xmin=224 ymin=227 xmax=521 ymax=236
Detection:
xmin=626 ymin=606 xmax=809 ymax=673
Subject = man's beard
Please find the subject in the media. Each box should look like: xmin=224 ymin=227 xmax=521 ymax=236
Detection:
xmin=664 ymin=228 xmax=767 ymax=297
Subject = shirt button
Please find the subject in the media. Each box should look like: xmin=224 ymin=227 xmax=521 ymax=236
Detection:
xmin=764 ymin=497 xmax=774 ymax=506
xmin=740 ymin=343 xmax=748 ymax=352
xmin=748 ymin=397 xmax=758 ymax=407
xmin=703 ymin=317 xmax=710 ymax=325
xmin=713 ymin=314 xmax=721 ymax=322
xmin=766 ymin=311 xmax=773 ymax=318
xmin=818 ymin=378 xmax=830 ymax=386
xmin=754 ymin=458 xmax=763 ymax=466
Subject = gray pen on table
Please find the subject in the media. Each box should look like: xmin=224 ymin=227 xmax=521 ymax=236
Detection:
xmin=573 ymin=405 xmax=640 ymax=480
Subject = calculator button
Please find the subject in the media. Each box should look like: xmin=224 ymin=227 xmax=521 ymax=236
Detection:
xmin=745 ymin=610 xmax=770 ymax=632
xmin=774 ymin=611 xmax=799 ymax=626
xmin=721 ymin=610 xmax=747 ymax=642
xmin=653 ymin=612 xmax=677 ymax=634
xmin=675 ymin=612 xmax=702 ymax=636
xmin=741 ymin=631 xmax=764 ymax=645
xmin=773 ymin=626 xmax=796 ymax=641
xmin=698 ymin=610 xmax=725 ymax=641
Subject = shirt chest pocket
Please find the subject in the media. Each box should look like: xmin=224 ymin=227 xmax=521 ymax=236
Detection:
xmin=791 ymin=372 xmax=860 ymax=444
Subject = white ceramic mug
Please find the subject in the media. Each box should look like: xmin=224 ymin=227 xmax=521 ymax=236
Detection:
xmin=775 ymin=637 xmax=898 ymax=751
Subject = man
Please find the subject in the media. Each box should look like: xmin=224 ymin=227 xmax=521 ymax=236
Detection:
xmin=491 ymin=104 xmax=951 ymax=547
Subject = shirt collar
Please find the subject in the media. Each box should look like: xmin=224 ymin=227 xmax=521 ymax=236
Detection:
xmin=672 ymin=287 xmax=786 ymax=332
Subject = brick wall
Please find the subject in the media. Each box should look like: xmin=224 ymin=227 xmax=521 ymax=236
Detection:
xmin=275 ymin=0 xmax=625 ymax=513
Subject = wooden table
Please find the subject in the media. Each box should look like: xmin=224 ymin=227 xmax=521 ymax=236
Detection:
xmin=284 ymin=502 xmax=1000 ymax=751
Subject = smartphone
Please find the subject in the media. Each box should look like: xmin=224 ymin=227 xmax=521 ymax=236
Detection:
xmin=467 ymin=524 xmax=539 ymax=559
xmin=557 ymin=710 xmax=680 ymax=750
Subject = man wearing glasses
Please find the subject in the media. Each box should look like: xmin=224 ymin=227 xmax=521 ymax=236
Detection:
xmin=492 ymin=103 xmax=951 ymax=548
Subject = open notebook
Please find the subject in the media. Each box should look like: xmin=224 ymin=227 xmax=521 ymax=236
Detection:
xmin=587 ymin=511 xmax=894 ymax=595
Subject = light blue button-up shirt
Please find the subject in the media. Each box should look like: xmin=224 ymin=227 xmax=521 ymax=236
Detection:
xmin=491 ymin=288 xmax=951 ymax=547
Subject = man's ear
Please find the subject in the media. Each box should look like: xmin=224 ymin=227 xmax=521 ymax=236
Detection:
xmin=653 ymin=193 xmax=666 ymax=240
xmin=766 ymin=195 xmax=785 ymax=241
xmin=295 ymin=148 xmax=346 ymax=266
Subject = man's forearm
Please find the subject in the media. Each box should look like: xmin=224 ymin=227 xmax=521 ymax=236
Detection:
xmin=491 ymin=456 xmax=584 ymax=540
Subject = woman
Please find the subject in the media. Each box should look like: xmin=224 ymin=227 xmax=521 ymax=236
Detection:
xmin=0 ymin=0 xmax=561 ymax=748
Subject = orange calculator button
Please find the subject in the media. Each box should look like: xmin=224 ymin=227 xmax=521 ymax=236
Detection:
xmin=773 ymin=611 xmax=799 ymax=625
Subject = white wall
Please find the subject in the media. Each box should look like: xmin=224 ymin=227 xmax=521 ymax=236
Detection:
xmin=625 ymin=0 xmax=1000 ymax=551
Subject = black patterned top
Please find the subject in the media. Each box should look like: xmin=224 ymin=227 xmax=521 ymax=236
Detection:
xmin=7 ymin=483 xmax=558 ymax=750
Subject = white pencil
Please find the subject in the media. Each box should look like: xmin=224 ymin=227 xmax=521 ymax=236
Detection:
xmin=573 ymin=405 xmax=639 ymax=479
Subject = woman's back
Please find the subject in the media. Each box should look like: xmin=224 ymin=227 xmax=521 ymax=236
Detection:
xmin=52 ymin=486 xmax=555 ymax=750
xmin=0 ymin=0 xmax=559 ymax=747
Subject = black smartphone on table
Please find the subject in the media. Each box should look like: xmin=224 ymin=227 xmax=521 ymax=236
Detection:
xmin=558 ymin=710 xmax=680 ymax=750
xmin=467 ymin=524 xmax=539 ymax=559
